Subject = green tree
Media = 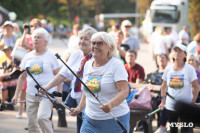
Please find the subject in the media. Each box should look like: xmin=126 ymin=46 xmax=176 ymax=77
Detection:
xmin=188 ymin=0 xmax=200 ymax=36
xmin=0 ymin=0 xmax=43 ymax=19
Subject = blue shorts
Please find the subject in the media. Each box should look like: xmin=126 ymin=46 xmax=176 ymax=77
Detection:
xmin=80 ymin=112 xmax=130 ymax=133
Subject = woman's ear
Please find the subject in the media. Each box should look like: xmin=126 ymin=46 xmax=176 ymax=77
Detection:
xmin=184 ymin=57 xmax=186 ymax=62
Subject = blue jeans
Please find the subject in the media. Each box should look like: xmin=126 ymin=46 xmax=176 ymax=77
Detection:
xmin=80 ymin=112 xmax=130 ymax=133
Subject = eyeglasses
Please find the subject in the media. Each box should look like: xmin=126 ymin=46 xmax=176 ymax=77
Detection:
xmin=90 ymin=41 xmax=104 ymax=46
xmin=125 ymin=26 xmax=131 ymax=28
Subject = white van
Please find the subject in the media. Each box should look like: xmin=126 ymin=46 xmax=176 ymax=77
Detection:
xmin=141 ymin=0 xmax=189 ymax=41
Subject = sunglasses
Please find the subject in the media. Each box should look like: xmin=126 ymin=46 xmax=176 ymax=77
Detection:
xmin=90 ymin=41 xmax=104 ymax=46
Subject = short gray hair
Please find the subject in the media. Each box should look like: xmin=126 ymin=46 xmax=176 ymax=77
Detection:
xmin=32 ymin=28 xmax=50 ymax=44
xmin=91 ymin=32 xmax=117 ymax=57
xmin=78 ymin=27 xmax=97 ymax=37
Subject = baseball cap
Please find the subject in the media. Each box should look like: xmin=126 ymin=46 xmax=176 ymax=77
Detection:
xmin=174 ymin=42 xmax=187 ymax=53
xmin=1 ymin=45 xmax=12 ymax=51
xmin=41 ymin=19 xmax=47 ymax=25
xmin=121 ymin=20 xmax=132 ymax=27
xmin=3 ymin=21 xmax=13 ymax=28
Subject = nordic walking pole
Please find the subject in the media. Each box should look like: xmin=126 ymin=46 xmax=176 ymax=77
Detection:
xmin=25 ymin=67 xmax=83 ymax=120
xmin=145 ymin=92 xmax=176 ymax=122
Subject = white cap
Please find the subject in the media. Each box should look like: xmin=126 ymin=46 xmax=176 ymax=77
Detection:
xmin=3 ymin=21 xmax=13 ymax=28
xmin=121 ymin=20 xmax=132 ymax=27
xmin=174 ymin=42 xmax=187 ymax=53
xmin=41 ymin=19 xmax=47 ymax=25
xmin=1 ymin=45 xmax=12 ymax=51
xmin=12 ymin=22 xmax=19 ymax=29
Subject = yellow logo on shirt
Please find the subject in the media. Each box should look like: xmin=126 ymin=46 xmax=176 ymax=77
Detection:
xmin=86 ymin=78 xmax=100 ymax=93
xmin=169 ymin=75 xmax=184 ymax=90
xmin=29 ymin=62 xmax=43 ymax=75
xmin=85 ymin=74 xmax=103 ymax=94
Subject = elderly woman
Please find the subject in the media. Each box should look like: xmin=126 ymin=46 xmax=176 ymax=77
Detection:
xmin=43 ymin=27 xmax=97 ymax=133
xmin=187 ymin=53 xmax=200 ymax=103
xmin=0 ymin=21 xmax=17 ymax=49
xmin=70 ymin=32 xmax=130 ymax=133
xmin=15 ymin=18 xmax=41 ymax=119
xmin=12 ymin=28 xmax=60 ymax=133
xmin=160 ymin=42 xmax=200 ymax=133
xmin=0 ymin=45 xmax=20 ymax=110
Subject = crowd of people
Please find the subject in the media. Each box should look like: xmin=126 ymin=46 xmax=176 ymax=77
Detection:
xmin=0 ymin=18 xmax=199 ymax=133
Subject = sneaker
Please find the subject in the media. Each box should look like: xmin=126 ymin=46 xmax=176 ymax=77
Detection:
xmin=154 ymin=127 xmax=167 ymax=133
xmin=16 ymin=115 xmax=22 ymax=119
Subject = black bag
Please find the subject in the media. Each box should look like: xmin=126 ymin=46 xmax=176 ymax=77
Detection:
xmin=64 ymin=92 xmax=77 ymax=108
xmin=145 ymin=71 xmax=163 ymax=85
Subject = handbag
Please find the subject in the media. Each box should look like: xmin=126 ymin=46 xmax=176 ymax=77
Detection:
xmin=11 ymin=46 xmax=27 ymax=60
xmin=128 ymin=86 xmax=152 ymax=110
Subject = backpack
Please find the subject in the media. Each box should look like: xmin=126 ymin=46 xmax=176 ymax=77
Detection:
xmin=145 ymin=71 xmax=163 ymax=85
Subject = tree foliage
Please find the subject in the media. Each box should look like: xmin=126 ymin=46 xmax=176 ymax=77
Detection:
xmin=0 ymin=0 xmax=154 ymax=26
xmin=188 ymin=0 xmax=200 ymax=36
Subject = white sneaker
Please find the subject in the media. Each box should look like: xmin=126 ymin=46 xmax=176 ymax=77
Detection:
xmin=16 ymin=115 xmax=22 ymax=119
xmin=154 ymin=127 xmax=167 ymax=133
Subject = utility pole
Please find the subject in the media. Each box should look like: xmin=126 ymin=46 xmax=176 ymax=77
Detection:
xmin=135 ymin=0 xmax=139 ymax=27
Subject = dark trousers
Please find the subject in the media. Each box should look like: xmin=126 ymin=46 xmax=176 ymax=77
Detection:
xmin=159 ymin=108 xmax=168 ymax=126
xmin=77 ymin=112 xmax=83 ymax=133
xmin=167 ymin=109 xmax=193 ymax=133
xmin=7 ymin=86 xmax=16 ymax=102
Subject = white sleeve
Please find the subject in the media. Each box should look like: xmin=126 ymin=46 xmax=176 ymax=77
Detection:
xmin=59 ymin=50 xmax=82 ymax=80
xmin=50 ymin=52 xmax=60 ymax=70
xmin=162 ymin=66 xmax=169 ymax=81
xmin=59 ymin=66 xmax=74 ymax=80
xmin=113 ymin=61 xmax=128 ymax=82
xmin=19 ymin=53 xmax=28 ymax=70
xmin=189 ymin=65 xmax=197 ymax=82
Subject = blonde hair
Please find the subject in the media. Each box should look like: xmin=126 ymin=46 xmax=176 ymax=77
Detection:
xmin=91 ymin=32 xmax=117 ymax=57
xmin=30 ymin=18 xmax=41 ymax=27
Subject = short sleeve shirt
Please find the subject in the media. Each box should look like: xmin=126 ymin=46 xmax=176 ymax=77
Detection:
xmin=20 ymin=50 xmax=60 ymax=95
xmin=162 ymin=64 xmax=197 ymax=111
xmin=125 ymin=63 xmax=145 ymax=83
xmin=82 ymin=57 xmax=130 ymax=120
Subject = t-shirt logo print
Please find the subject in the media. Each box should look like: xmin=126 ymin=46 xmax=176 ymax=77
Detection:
xmin=29 ymin=62 xmax=43 ymax=75
xmin=85 ymin=75 xmax=102 ymax=93
xmin=169 ymin=75 xmax=184 ymax=90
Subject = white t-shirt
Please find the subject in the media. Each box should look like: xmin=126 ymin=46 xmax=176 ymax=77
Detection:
xmin=164 ymin=34 xmax=174 ymax=49
xmin=162 ymin=64 xmax=197 ymax=111
xmin=59 ymin=49 xmax=93 ymax=101
xmin=20 ymin=50 xmax=60 ymax=96
xmin=82 ymin=57 xmax=130 ymax=120
xmin=178 ymin=30 xmax=190 ymax=44
xmin=67 ymin=35 xmax=80 ymax=50
xmin=152 ymin=34 xmax=167 ymax=55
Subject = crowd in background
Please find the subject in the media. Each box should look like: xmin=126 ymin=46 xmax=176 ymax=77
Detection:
xmin=0 ymin=18 xmax=199 ymax=133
